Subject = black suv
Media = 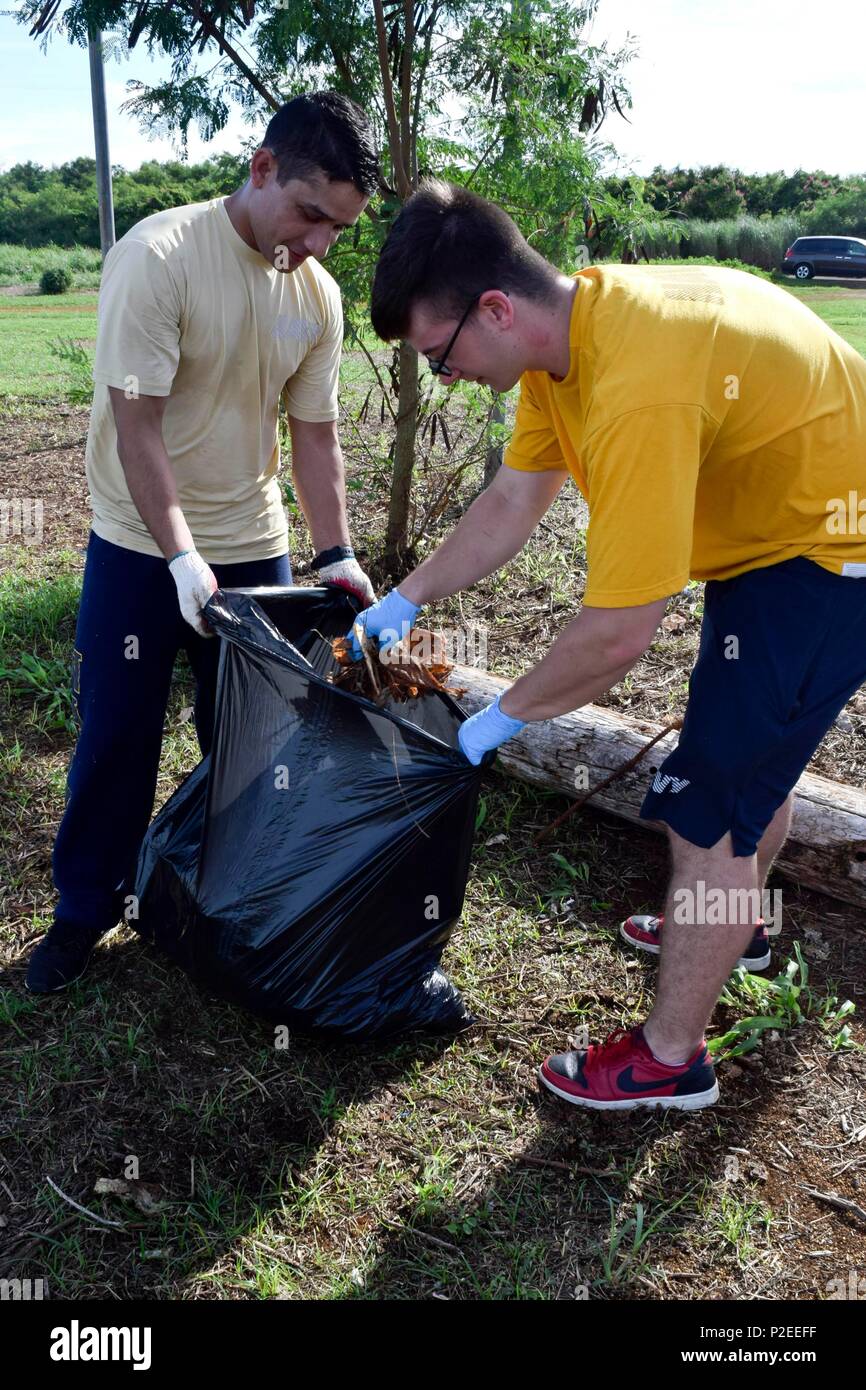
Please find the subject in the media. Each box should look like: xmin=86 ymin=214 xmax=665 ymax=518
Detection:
xmin=781 ymin=235 xmax=866 ymax=280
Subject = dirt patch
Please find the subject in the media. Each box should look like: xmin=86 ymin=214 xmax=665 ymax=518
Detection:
xmin=0 ymin=285 xmax=99 ymax=299
xmin=0 ymin=301 xmax=98 ymax=314
xmin=798 ymin=278 xmax=866 ymax=295
xmin=0 ymin=404 xmax=92 ymax=557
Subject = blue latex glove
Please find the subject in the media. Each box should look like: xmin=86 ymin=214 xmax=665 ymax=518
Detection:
xmin=346 ymin=587 xmax=420 ymax=660
xmin=458 ymin=693 xmax=526 ymax=766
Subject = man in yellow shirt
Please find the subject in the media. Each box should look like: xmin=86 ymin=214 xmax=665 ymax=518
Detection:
xmin=27 ymin=93 xmax=378 ymax=994
xmin=354 ymin=178 xmax=866 ymax=1111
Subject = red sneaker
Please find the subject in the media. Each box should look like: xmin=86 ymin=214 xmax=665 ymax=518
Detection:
xmin=539 ymin=1025 xmax=719 ymax=1111
xmin=620 ymin=914 xmax=772 ymax=972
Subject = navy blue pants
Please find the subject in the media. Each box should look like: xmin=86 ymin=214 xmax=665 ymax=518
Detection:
xmin=52 ymin=531 xmax=292 ymax=934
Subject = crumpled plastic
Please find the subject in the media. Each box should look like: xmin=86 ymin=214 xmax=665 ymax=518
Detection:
xmin=131 ymin=584 xmax=488 ymax=1039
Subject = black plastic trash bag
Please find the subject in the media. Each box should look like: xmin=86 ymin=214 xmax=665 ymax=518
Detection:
xmin=131 ymin=584 xmax=486 ymax=1039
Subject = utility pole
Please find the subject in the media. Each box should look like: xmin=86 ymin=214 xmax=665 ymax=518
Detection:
xmin=87 ymin=28 xmax=115 ymax=257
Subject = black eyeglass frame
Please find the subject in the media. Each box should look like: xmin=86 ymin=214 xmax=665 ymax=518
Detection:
xmin=426 ymin=297 xmax=478 ymax=377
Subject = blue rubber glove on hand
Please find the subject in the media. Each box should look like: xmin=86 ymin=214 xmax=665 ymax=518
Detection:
xmin=458 ymin=693 xmax=527 ymax=766
xmin=347 ymin=587 xmax=420 ymax=660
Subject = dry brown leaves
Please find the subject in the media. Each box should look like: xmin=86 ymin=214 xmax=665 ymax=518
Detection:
xmin=330 ymin=625 xmax=466 ymax=705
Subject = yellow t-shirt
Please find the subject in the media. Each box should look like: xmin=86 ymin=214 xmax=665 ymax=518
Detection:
xmin=86 ymin=197 xmax=343 ymax=563
xmin=505 ymin=264 xmax=866 ymax=606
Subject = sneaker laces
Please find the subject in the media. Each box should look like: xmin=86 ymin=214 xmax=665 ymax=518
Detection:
xmin=588 ymin=1025 xmax=642 ymax=1063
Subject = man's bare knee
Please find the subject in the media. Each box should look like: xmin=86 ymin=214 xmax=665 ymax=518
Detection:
xmin=666 ymin=825 xmax=737 ymax=872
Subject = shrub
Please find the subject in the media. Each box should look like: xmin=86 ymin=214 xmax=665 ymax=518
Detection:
xmin=644 ymin=256 xmax=774 ymax=281
xmin=802 ymin=183 xmax=866 ymax=239
xmin=39 ymin=264 xmax=72 ymax=295
xmin=681 ymin=170 xmax=746 ymax=221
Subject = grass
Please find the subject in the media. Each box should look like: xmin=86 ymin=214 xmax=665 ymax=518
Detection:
xmin=780 ymin=280 xmax=866 ymax=356
xmin=0 ymin=297 xmax=97 ymax=397
xmin=707 ymin=1190 xmax=773 ymax=1265
xmin=712 ymin=943 xmax=858 ymax=1060
xmin=0 ymin=242 xmax=103 ymax=288
xmin=643 ymin=214 xmax=803 ymax=271
xmin=0 ymin=563 xmax=82 ymax=736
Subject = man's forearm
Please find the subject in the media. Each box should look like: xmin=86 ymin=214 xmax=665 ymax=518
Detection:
xmin=499 ymin=610 xmax=640 ymax=721
xmin=291 ymin=442 xmax=351 ymax=554
xmin=117 ymin=435 xmax=194 ymax=560
xmin=399 ymin=487 xmax=541 ymax=606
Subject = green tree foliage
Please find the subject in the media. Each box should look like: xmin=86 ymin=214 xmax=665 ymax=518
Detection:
xmin=0 ymin=153 xmax=249 ymax=246
xmin=803 ymin=180 xmax=866 ymax=238
xmin=643 ymin=164 xmax=849 ymax=220
xmin=680 ymin=166 xmax=745 ymax=221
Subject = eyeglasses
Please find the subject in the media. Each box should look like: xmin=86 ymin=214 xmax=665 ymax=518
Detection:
xmin=426 ymin=297 xmax=478 ymax=377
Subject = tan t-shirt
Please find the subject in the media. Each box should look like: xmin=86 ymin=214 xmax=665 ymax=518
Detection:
xmin=86 ymin=197 xmax=343 ymax=562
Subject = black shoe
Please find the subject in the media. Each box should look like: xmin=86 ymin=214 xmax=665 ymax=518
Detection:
xmin=25 ymin=921 xmax=106 ymax=994
xmin=739 ymin=924 xmax=772 ymax=971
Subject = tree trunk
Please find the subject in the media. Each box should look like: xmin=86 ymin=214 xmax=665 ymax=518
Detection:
xmin=452 ymin=663 xmax=866 ymax=910
xmin=384 ymin=339 xmax=419 ymax=575
xmin=483 ymin=394 xmax=505 ymax=489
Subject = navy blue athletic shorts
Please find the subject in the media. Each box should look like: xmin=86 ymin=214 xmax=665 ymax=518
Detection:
xmin=639 ymin=556 xmax=866 ymax=856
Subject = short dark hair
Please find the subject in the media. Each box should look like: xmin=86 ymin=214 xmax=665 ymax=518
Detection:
xmin=371 ymin=179 xmax=558 ymax=341
xmin=262 ymin=92 xmax=379 ymax=197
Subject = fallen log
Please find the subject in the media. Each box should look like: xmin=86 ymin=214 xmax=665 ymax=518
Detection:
xmin=452 ymin=663 xmax=866 ymax=910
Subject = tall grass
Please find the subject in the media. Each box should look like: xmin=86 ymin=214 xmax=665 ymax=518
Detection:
xmin=642 ymin=215 xmax=804 ymax=270
xmin=0 ymin=567 xmax=83 ymax=735
xmin=0 ymin=242 xmax=102 ymax=287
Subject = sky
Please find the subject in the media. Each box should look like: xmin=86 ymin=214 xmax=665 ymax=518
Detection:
xmin=586 ymin=0 xmax=866 ymax=177
xmin=1 ymin=0 xmax=864 ymax=178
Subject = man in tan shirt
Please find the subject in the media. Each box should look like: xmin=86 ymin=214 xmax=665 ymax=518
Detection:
xmin=27 ymin=92 xmax=379 ymax=993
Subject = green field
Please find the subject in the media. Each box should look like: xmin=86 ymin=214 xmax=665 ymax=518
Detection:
xmin=0 ymin=291 xmax=98 ymax=398
xmin=783 ymin=282 xmax=866 ymax=356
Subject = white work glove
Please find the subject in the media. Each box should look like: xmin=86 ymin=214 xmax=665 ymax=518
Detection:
xmin=169 ymin=549 xmax=219 ymax=637
xmin=313 ymin=547 xmax=376 ymax=606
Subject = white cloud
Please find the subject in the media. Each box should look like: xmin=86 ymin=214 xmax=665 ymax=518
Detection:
xmin=589 ymin=0 xmax=866 ymax=175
